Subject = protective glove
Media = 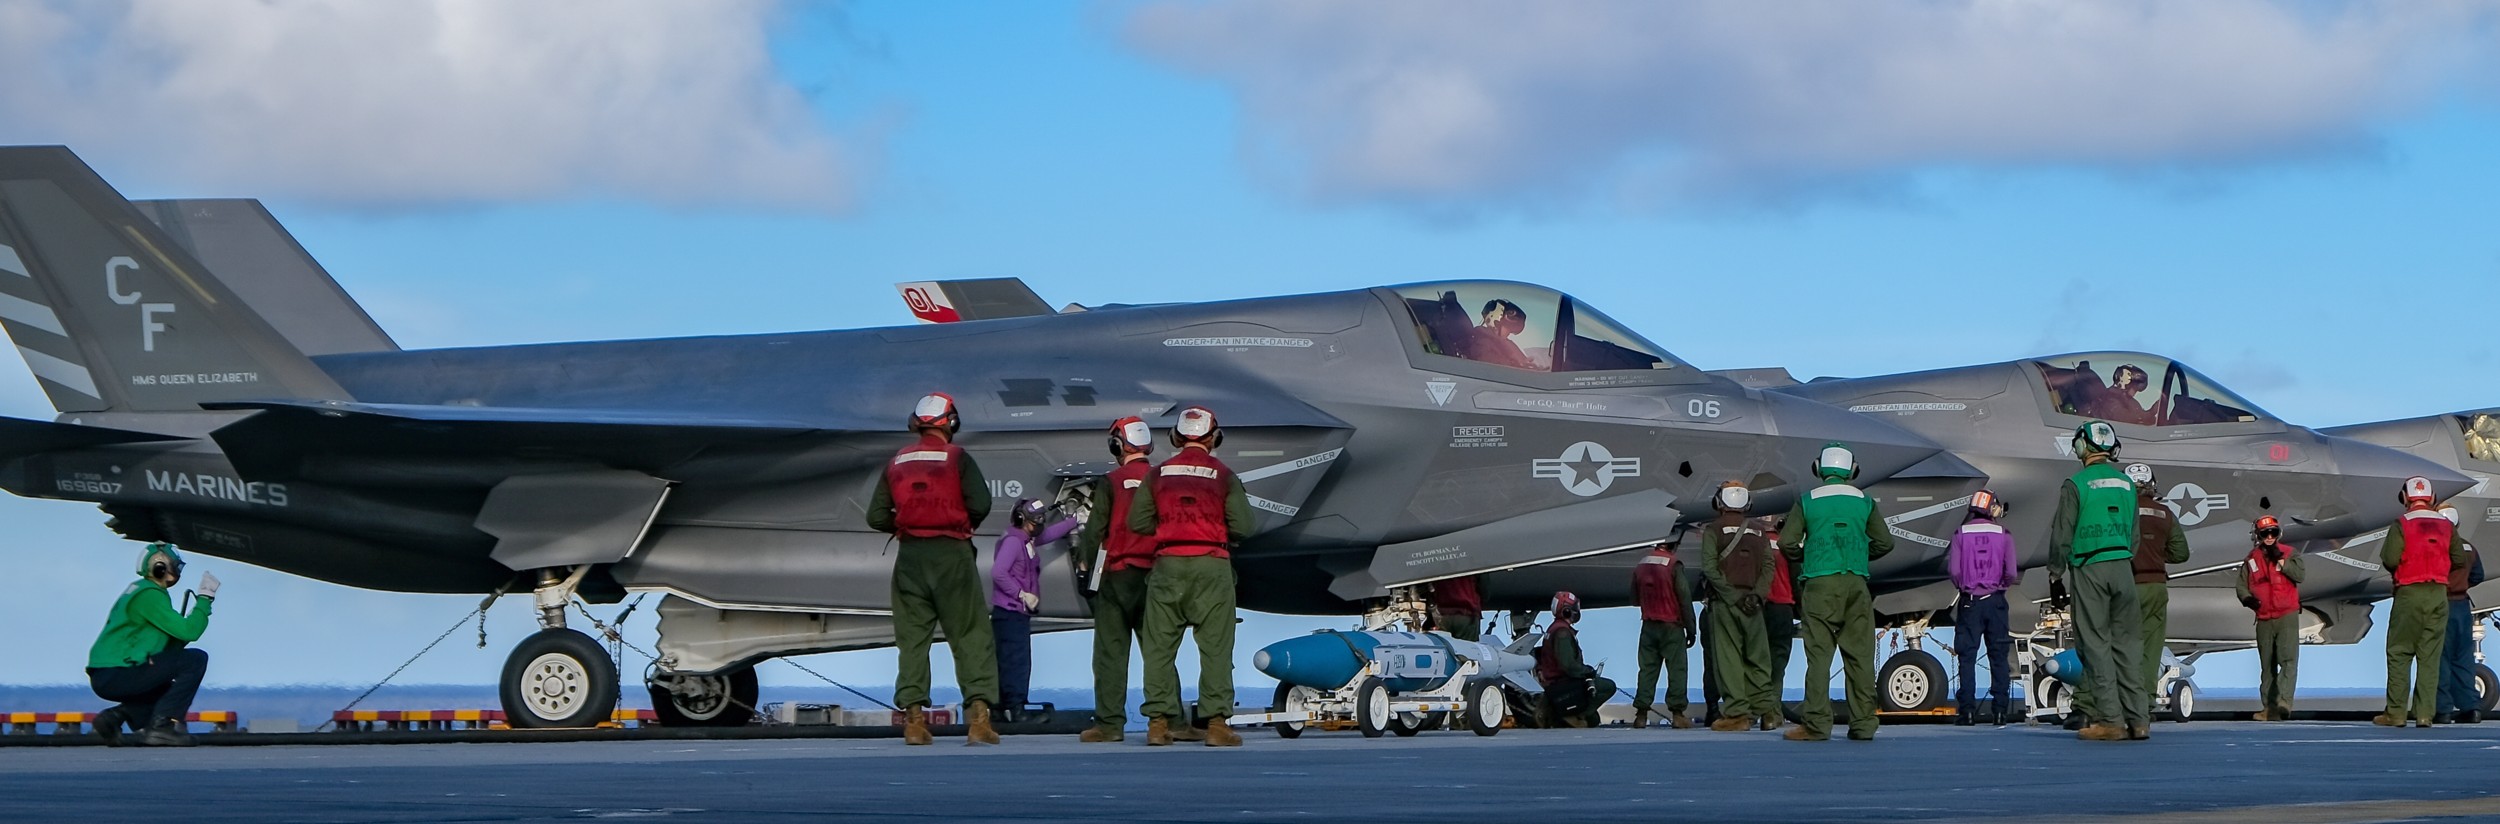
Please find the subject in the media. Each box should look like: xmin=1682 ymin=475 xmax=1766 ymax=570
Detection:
xmin=196 ymin=571 xmax=221 ymax=600
xmin=2239 ymin=595 xmax=2260 ymax=611
xmin=1737 ymin=592 xmax=1763 ymax=616
xmin=1684 ymin=629 xmax=1698 ymax=649
xmin=1018 ymin=591 xmax=1040 ymax=611
xmin=2263 ymin=544 xmax=2283 ymax=563
xmin=2047 ymin=577 xmax=2070 ymax=611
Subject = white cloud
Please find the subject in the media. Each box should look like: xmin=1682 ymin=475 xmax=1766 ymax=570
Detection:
xmin=0 ymin=0 xmax=863 ymax=212
xmin=1125 ymin=0 xmax=2500 ymax=211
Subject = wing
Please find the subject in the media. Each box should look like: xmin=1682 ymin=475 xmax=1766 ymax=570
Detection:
xmin=203 ymin=400 xmax=845 ymax=479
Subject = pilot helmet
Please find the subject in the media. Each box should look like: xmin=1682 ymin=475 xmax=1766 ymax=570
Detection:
xmin=1713 ymin=481 xmax=1751 ymax=513
xmin=909 ymin=393 xmax=960 ymax=435
xmin=1171 ymin=406 xmax=1223 ymax=450
xmin=1814 ymin=443 xmax=1857 ymax=482
xmin=2073 ymin=421 xmax=2120 ymax=458
xmin=137 ymin=542 xmax=184 ymax=581
xmin=2401 ymin=476 xmax=2436 ymax=507
xmin=1107 ymin=416 xmax=1155 ymax=459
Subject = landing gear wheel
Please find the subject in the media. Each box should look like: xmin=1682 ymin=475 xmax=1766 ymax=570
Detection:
xmin=1272 ymin=683 xmax=1314 ymax=739
xmin=499 ymin=628 xmax=619 ymax=729
xmin=2476 ymin=664 xmax=2497 ymax=712
xmin=1353 ymin=677 xmax=1391 ymax=739
xmin=1878 ymin=649 xmax=1947 ymax=712
xmin=1465 ymin=680 xmax=1505 ymax=737
xmin=2167 ymin=680 xmax=2196 ymax=723
xmin=648 ymin=666 xmax=759 ymax=728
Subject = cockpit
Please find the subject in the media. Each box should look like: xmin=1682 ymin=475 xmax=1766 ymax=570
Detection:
xmin=2033 ymin=353 xmax=2271 ymax=427
xmin=1390 ymin=282 xmax=1688 ymax=374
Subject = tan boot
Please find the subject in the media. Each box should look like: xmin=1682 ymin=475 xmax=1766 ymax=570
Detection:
xmin=1782 ymin=725 xmax=1826 ymax=741
xmin=2250 ymin=709 xmax=2270 ymax=722
xmin=1172 ymin=721 xmax=1207 ymax=741
xmin=965 ymin=700 xmax=1000 ymax=746
xmin=1709 ymin=717 xmax=1750 ymax=732
xmin=1146 ymin=718 xmax=1173 ymax=746
xmin=1670 ymin=713 xmax=1694 ymax=730
xmin=2126 ymin=723 xmax=2150 ymax=741
xmin=2373 ymin=714 xmax=2401 ymax=727
xmin=1757 ymin=714 xmax=1783 ymax=732
xmin=1078 ymin=725 xmax=1123 ymax=743
xmin=2077 ymin=723 xmax=2126 ymax=741
xmin=1203 ymin=719 xmax=1241 ymax=747
xmin=903 ymin=706 xmax=933 ymax=746
xmin=1631 ymin=709 xmax=1650 ymax=729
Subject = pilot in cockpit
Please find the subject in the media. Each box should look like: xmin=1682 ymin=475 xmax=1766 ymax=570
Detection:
xmin=1469 ymin=299 xmax=1536 ymax=371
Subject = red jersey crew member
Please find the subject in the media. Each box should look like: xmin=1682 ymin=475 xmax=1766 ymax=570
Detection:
xmin=867 ymin=393 xmax=1000 ymax=746
xmin=2235 ymin=516 xmax=2302 ymax=721
xmin=1631 ymin=528 xmax=1697 ymax=729
xmin=1129 ymin=407 xmax=1256 ymax=747
xmin=2378 ymin=476 xmax=2469 ymax=728
xmin=1078 ymin=417 xmax=1158 ymax=743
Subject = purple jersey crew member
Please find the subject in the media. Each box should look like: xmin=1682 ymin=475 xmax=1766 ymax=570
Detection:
xmin=995 ymin=518 xmax=1078 ymax=613
xmin=1949 ymin=508 xmax=2019 ymax=724
xmin=991 ymin=516 xmax=1077 ymax=712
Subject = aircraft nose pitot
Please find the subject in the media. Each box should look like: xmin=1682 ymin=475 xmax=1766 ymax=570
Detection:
xmin=2328 ymin=436 xmax=2475 ymax=527
xmin=1759 ymin=392 xmax=1947 ymax=487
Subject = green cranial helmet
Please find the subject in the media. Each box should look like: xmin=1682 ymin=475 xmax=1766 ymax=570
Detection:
xmin=1815 ymin=443 xmax=1858 ymax=481
xmin=136 ymin=542 xmax=184 ymax=579
xmin=2073 ymin=420 xmax=2120 ymax=458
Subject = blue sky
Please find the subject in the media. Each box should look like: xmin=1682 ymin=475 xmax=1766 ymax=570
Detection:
xmin=2 ymin=1 xmax=2498 ymax=700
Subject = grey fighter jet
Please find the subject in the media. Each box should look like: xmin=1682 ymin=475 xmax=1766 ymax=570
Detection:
xmin=1734 ymin=355 xmax=2473 ymax=711
xmin=0 ymin=146 xmax=1942 ymax=728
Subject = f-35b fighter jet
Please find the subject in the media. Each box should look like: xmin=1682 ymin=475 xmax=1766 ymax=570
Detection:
xmin=0 ymin=146 xmax=1942 ymax=727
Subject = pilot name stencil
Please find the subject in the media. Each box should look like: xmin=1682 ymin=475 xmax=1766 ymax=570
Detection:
xmin=1533 ymin=441 xmax=1640 ymax=496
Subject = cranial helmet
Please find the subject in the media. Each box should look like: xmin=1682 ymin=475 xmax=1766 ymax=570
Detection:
xmin=2253 ymin=515 xmax=2281 ymax=538
xmin=2441 ymin=507 xmax=2462 ymax=527
xmin=1969 ymin=489 xmax=2004 ymax=519
xmin=1815 ymin=444 xmax=1857 ymax=482
xmin=910 ymin=393 xmax=960 ymax=435
xmin=137 ymin=543 xmax=184 ymax=580
xmin=2402 ymin=476 xmax=2436 ymax=506
xmin=1107 ymin=416 xmax=1155 ymax=458
xmin=1171 ymin=406 xmax=1222 ymax=449
xmin=1714 ymin=481 xmax=1751 ymax=513
xmin=2074 ymin=421 xmax=2120 ymax=457
xmin=1012 ymin=498 xmax=1049 ymax=528
xmin=2123 ymin=463 xmax=2155 ymax=488
xmin=1550 ymin=590 xmax=1581 ymax=620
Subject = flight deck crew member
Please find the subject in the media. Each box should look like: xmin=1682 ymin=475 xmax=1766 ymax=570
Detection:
xmin=2378 ymin=476 xmax=2469 ymax=728
xmin=2437 ymin=509 xmax=2484 ymax=724
xmin=2126 ymin=464 xmax=2192 ymax=714
xmin=87 ymin=543 xmax=219 ymax=747
xmin=2235 ymin=515 xmax=2301 ymax=721
xmin=1430 ymin=573 xmax=1486 ymax=642
xmin=993 ymin=499 xmax=1077 ymax=720
xmin=1078 ymin=417 xmax=1159 ymax=743
xmin=1535 ymin=591 xmax=1615 ymax=728
xmin=1631 ymin=530 xmax=1696 ymax=729
xmin=2049 ymin=420 xmax=2148 ymax=741
xmin=1703 ymin=482 xmax=1778 ymax=732
xmin=1779 ymin=444 xmax=1894 ymax=742
xmin=1949 ymin=490 xmax=2017 ymax=726
xmin=1130 ymin=406 xmax=1255 ymax=747
xmin=1762 ymin=516 xmax=1798 ymax=703
xmin=868 ymin=393 xmax=1001 ymax=746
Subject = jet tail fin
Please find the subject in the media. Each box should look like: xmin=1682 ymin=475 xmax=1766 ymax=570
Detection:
xmin=895 ymin=278 xmax=1054 ymax=323
xmin=132 ymin=198 xmax=398 ymax=356
xmin=0 ymin=146 xmax=351 ymax=412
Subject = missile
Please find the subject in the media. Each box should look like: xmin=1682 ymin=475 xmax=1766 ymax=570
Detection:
xmin=1254 ymin=630 xmax=1540 ymax=695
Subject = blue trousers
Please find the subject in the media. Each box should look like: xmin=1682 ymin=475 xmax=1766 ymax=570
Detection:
xmin=2439 ymin=600 xmax=2479 ymax=715
xmin=1954 ymin=592 xmax=2011 ymax=717
xmin=991 ymin=607 xmax=1033 ymax=709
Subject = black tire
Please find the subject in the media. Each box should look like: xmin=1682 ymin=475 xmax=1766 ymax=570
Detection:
xmin=1353 ymin=677 xmax=1390 ymax=738
xmin=1390 ymin=712 xmax=1424 ymax=737
xmin=2168 ymin=681 xmax=2195 ymax=723
xmin=1465 ymin=681 xmax=1505 ymax=737
xmin=1878 ymin=649 xmax=1948 ymax=712
xmin=500 ymin=628 xmax=619 ymax=729
xmin=648 ymin=666 xmax=759 ymax=728
xmin=2477 ymin=663 xmax=2498 ymax=712
xmin=1272 ymin=682 xmax=1309 ymax=739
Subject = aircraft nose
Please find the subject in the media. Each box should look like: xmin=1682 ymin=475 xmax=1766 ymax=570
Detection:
xmin=2328 ymin=435 xmax=2475 ymax=525
xmin=1760 ymin=392 xmax=1947 ymax=486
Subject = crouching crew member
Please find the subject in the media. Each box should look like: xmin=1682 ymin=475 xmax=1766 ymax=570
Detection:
xmin=1131 ymin=406 xmax=1255 ymax=747
xmin=2380 ymin=477 xmax=2468 ymax=728
xmin=2439 ymin=510 xmax=2484 ymax=723
xmin=2126 ymin=464 xmax=2192 ymax=715
xmin=1949 ymin=490 xmax=2017 ymax=726
xmin=87 ymin=543 xmax=219 ymax=747
xmin=2050 ymin=421 xmax=2148 ymax=742
xmin=993 ymin=499 xmax=1077 ymax=721
xmin=1704 ymin=482 xmax=1778 ymax=732
xmin=868 ymin=393 xmax=1001 ymax=746
xmin=1079 ymin=417 xmax=1158 ymax=743
xmin=1631 ymin=529 xmax=1696 ymax=729
xmin=1536 ymin=591 xmax=1615 ymax=728
xmin=1780 ymin=444 xmax=1893 ymax=742
xmin=2236 ymin=516 xmax=2301 ymax=721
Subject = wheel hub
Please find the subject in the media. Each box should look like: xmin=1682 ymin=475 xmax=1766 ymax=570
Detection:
xmin=524 ymin=653 xmax=588 ymax=720
xmin=664 ymin=674 xmax=730 ymax=720
xmin=1888 ymin=667 xmax=1929 ymax=706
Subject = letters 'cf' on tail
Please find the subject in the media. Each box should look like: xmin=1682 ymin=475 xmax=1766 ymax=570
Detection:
xmin=0 ymin=146 xmax=349 ymax=413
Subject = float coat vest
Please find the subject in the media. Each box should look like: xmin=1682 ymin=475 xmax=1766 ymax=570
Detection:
xmin=1102 ymin=459 xmax=1158 ymax=571
xmin=1799 ymin=482 xmax=1875 ymax=579
xmin=2067 ymin=462 xmax=2137 ymax=566
xmin=2132 ymin=495 xmax=2182 ymax=583
xmin=1152 ymin=448 xmax=1235 ymax=557
xmin=2245 ymin=548 xmax=2301 ymax=622
xmin=888 ymin=436 xmax=972 ymax=540
xmin=1712 ymin=511 xmax=1769 ymax=592
xmin=1635 ymin=552 xmax=1687 ymax=623
xmin=2394 ymin=508 xmax=2455 ymax=587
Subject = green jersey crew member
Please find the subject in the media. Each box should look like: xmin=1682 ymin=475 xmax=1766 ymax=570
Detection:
xmin=1130 ymin=406 xmax=1255 ymax=747
xmin=87 ymin=543 xmax=220 ymax=747
xmin=1703 ymin=482 xmax=1779 ymax=733
xmin=1779 ymin=444 xmax=1894 ymax=742
xmin=1078 ymin=417 xmax=1159 ymax=743
xmin=2049 ymin=420 xmax=2149 ymax=742
xmin=868 ymin=393 xmax=1001 ymax=746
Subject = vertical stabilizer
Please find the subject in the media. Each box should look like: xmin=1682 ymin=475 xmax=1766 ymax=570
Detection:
xmin=134 ymin=198 xmax=398 ymax=356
